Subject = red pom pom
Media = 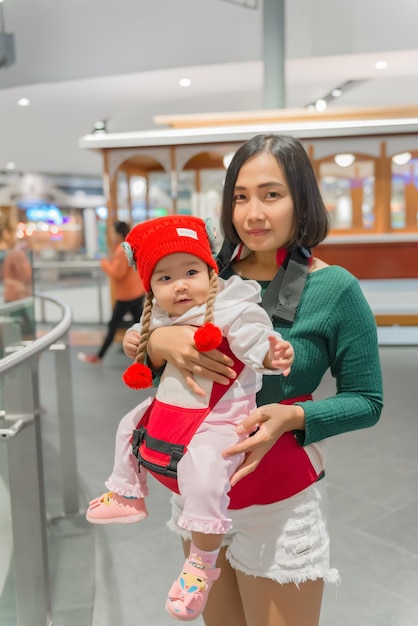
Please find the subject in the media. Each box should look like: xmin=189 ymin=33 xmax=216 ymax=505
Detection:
xmin=122 ymin=362 xmax=153 ymax=389
xmin=194 ymin=323 xmax=222 ymax=352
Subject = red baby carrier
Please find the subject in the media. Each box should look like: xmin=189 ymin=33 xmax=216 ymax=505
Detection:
xmin=131 ymin=337 xmax=244 ymax=494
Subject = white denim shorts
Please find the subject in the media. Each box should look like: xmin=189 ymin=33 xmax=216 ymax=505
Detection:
xmin=168 ymin=480 xmax=340 ymax=585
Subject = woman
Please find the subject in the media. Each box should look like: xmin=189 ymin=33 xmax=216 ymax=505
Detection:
xmin=0 ymin=215 xmax=34 ymax=338
xmin=126 ymin=134 xmax=384 ymax=626
xmin=78 ymin=220 xmax=145 ymax=364
xmin=0 ymin=216 xmax=32 ymax=302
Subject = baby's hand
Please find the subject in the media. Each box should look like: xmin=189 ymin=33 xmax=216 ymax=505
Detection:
xmin=268 ymin=337 xmax=294 ymax=376
xmin=123 ymin=330 xmax=141 ymax=359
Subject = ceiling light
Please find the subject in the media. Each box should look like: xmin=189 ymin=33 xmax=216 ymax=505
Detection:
xmin=17 ymin=98 xmax=30 ymax=106
xmin=375 ymin=61 xmax=388 ymax=70
xmin=334 ymin=153 xmax=355 ymax=167
xmin=6 ymin=161 xmax=16 ymax=170
xmin=315 ymin=99 xmax=327 ymax=112
xmin=179 ymin=78 xmax=191 ymax=87
xmin=305 ymin=80 xmax=367 ymax=110
xmin=132 ymin=179 xmax=146 ymax=195
xmin=92 ymin=119 xmax=108 ymax=134
xmin=392 ymin=152 xmax=412 ymax=165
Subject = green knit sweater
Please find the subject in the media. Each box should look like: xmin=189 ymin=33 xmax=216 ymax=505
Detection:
xmin=244 ymin=265 xmax=383 ymax=446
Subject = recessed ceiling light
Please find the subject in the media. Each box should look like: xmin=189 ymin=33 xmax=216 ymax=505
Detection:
xmin=375 ymin=61 xmax=388 ymax=70
xmin=6 ymin=161 xmax=16 ymax=170
xmin=132 ymin=179 xmax=146 ymax=195
xmin=179 ymin=78 xmax=191 ymax=87
xmin=315 ymin=99 xmax=327 ymax=112
xmin=17 ymin=98 xmax=30 ymax=106
xmin=334 ymin=153 xmax=355 ymax=167
xmin=331 ymin=88 xmax=343 ymax=98
xmin=392 ymin=152 xmax=412 ymax=165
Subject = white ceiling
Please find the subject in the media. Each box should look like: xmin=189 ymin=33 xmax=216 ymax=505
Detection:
xmin=1 ymin=0 xmax=418 ymax=180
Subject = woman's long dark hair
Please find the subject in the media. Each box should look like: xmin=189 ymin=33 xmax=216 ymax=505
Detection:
xmin=220 ymin=134 xmax=329 ymax=250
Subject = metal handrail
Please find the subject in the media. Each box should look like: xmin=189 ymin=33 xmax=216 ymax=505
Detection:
xmin=33 ymin=259 xmax=102 ymax=270
xmin=0 ymin=291 xmax=76 ymax=626
xmin=0 ymin=291 xmax=72 ymax=374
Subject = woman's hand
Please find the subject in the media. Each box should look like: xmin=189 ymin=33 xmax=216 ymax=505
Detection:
xmin=123 ymin=329 xmax=140 ymax=359
xmin=147 ymin=326 xmax=237 ymax=397
xmin=223 ymin=403 xmax=306 ymax=486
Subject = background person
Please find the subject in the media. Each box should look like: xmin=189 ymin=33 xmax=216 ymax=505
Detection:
xmin=78 ymin=220 xmax=145 ymax=364
xmin=141 ymin=134 xmax=384 ymax=626
xmin=0 ymin=215 xmax=34 ymax=338
xmin=0 ymin=215 xmax=32 ymax=302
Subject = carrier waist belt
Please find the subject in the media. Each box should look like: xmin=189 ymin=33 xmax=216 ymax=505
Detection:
xmin=227 ymin=394 xmax=321 ymax=509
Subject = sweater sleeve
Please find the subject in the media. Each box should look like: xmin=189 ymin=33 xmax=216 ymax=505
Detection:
xmin=296 ymin=275 xmax=383 ymax=446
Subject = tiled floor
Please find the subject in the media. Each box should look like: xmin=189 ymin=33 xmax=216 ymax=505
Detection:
xmin=1 ymin=327 xmax=418 ymax=626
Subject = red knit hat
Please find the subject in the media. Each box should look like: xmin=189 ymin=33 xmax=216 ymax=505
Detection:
xmin=122 ymin=215 xmax=218 ymax=292
xmin=121 ymin=215 xmax=222 ymax=390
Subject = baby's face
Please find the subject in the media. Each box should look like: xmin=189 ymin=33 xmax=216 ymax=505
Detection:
xmin=151 ymin=253 xmax=210 ymax=317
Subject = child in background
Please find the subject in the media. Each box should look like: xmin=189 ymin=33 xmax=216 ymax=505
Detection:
xmin=86 ymin=215 xmax=294 ymax=622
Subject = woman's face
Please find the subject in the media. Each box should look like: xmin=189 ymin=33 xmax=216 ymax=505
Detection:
xmin=232 ymin=152 xmax=295 ymax=253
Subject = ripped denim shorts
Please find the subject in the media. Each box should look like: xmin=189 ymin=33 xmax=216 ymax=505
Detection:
xmin=168 ymin=479 xmax=340 ymax=585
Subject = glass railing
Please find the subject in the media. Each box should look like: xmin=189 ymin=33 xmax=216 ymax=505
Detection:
xmin=33 ymin=260 xmax=110 ymax=325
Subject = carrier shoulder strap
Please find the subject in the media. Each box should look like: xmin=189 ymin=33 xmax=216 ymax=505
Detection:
xmin=261 ymin=247 xmax=311 ymax=323
xmin=218 ymin=242 xmax=311 ymax=325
